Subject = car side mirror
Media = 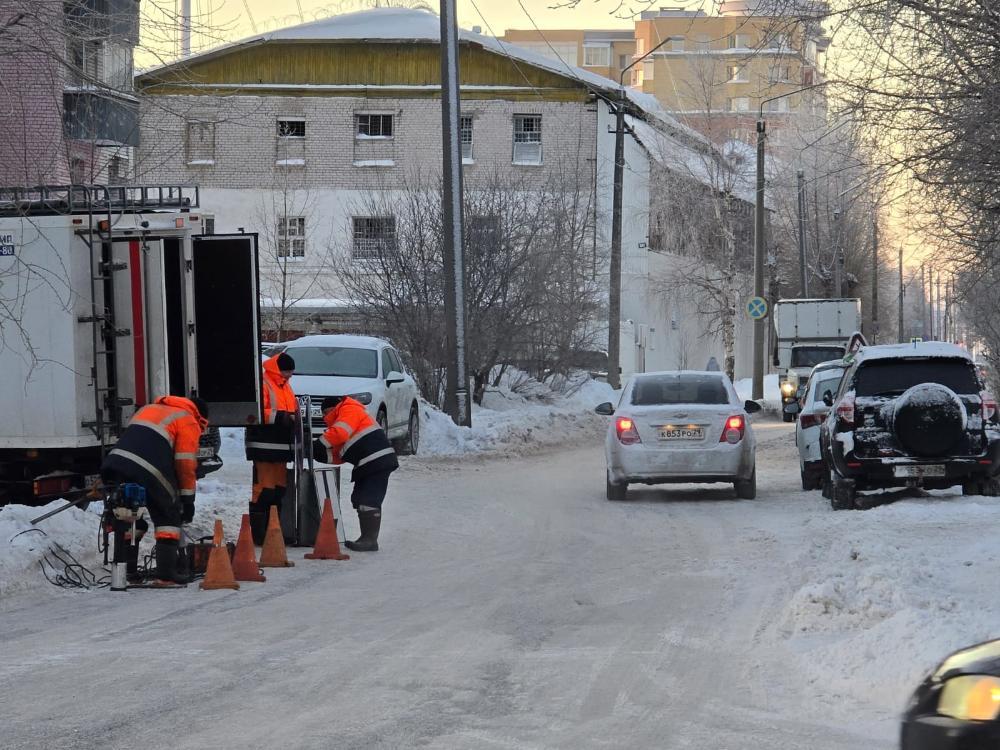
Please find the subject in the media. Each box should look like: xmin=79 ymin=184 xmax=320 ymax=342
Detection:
xmin=595 ymin=402 xmax=615 ymax=416
xmin=822 ymin=391 xmax=834 ymax=407
xmin=386 ymin=371 xmax=405 ymax=386
xmin=744 ymin=400 xmax=762 ymax=414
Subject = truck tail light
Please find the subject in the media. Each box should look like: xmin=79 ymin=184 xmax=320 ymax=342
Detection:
xmin=981 ymin=391 xmax=996 ymax=422
xmin=616 ymin=417 xmax=641 ymax=445
xmin=799 ymin=412 xmax=827 ymax=430
xmin=720 ymin=415 xmax=745 ymax=444
xmin=836 ymin=394 xmax=856 ymax=427
xmin=33 ymin=475 xmax=73 ymax=498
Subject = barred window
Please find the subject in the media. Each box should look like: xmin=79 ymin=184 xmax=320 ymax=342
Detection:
xmin=356 ymin=113 xmax=394 ymax=138
xmin=460 ymin=116 xmax=473 ymax=161
xmin=513 ymin=115 xmax=542 ymax=165
xmin=186 ymin=121 xmax=215 ymax=164
xmin=277 ymin=118 xmax=306 ymax=138
xmin=352 ymin=216 xmax=396 ymax=260
xmin=277 ymin=216 xmax=306 ymax=258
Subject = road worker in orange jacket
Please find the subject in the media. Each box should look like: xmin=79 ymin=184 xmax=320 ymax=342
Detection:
xmin=245 ymin=352 xmax=298 ymax=543
xmin=101 ymin=395 xmax=209 ymax=586
xmin=314 ymin=395 xmax=398 ymax=551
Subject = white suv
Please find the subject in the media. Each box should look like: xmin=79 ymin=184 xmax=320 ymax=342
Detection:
xmin=283 ymin=334 xmax=420 ymax=454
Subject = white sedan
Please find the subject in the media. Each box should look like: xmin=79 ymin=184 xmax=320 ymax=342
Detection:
xmin=283 ymin=334 xmax=421 ymax=454
xmin=596 ymin=371 xmax=762 ymax=501
xmin=794 ymin=360 xmax=847 ymax=490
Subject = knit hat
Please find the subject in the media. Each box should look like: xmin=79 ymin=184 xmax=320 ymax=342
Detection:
xmin=320 ymin=396 xmax=344 ymax=412
xmin=190 ymin=396 xmax=210 ymax=420
xmin=276 ymin=352 xmax=296 ymax=371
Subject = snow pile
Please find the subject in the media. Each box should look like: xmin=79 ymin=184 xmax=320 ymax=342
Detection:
xmin=734 ymin=373 xmax=782 ymax=412
xmin=0 ymin=502 xmax=103 ymax=599
xmin=777 ymin=497 xmax=1000 ymax=715
xmin=421 ymin=372 xmax=617 ymax=457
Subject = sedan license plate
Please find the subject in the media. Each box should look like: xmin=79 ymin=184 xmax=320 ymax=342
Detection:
xmin=658 ymin=427 xmax=704 ymax=441
xmin=197 ymin=446 xmax=215 ymax=459
xmin=893 ymin=464 xmax=946 ymax=478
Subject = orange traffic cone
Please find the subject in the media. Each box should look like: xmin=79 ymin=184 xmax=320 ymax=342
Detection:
xmin=305 ymin=498 xmax=350 ymax=561
xmin=259 ymin=505 xmax=295 ymax=568
xmin=232 ymin=514 xmax=266 ymax=582
xmin=200 ymin=519 xmax=240 ymax=590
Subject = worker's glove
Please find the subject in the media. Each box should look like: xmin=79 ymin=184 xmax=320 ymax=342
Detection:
xmin=181 ymin=499 xmax=195 ymax=524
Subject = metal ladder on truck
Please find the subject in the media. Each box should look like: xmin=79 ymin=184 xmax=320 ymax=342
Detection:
xmin=0 ymin=184 xmax=200 ymax=457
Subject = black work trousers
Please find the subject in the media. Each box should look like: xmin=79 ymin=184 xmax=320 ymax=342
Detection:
xmin=350 ymin=470 xmax=391 ymax=510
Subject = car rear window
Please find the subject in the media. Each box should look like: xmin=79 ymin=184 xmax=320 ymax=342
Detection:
xmin=854 ymin=358 xmax=979 ymax=397
xmin=631 ymin=376 xmax=730 ymax=406
xmin=792 ymin=346 xmax=845 ymax=368
xmin=288 ymin=346 xmax=378 ymax=378
xmin=811 ymin=373 xmax=844 ymax=404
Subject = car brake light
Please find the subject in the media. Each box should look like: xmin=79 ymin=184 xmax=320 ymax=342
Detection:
xmin=616 ymin=416 xmax=641 ymax=445
xmin=981 ymin=391 xmax=996 ymax=421
xmin=799 ymin=412 xmax=827 ymax=430
xmin=720 ymin=415 xmax=745 ymax=444
xmin=836 ymin=394 xmax=856 ymax=427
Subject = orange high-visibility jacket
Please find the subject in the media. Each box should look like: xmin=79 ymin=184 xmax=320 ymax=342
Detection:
xmin=101 ymin=395 xmax=207 ymax=505
xmin=314 ymin=397 xmax=398 ymax=480
xmin=245 ymin=354 xmax=298 ymax=462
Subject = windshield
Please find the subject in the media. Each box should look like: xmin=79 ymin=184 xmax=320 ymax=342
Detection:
xmin=631 ymin=375 xmax=731 ymax=406
xmin=792 ymin=346 xmax=845 ymax=368
xmin=287 ymin=346 xmax=379 ymax=378
xmin=854 ymin=358 xmax=979 ymax=397
xmin=811 ymin=373 xmax=844 ymax=404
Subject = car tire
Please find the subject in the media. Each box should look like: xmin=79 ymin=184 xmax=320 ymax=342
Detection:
xmin=735 ymin=468 xmax=757 ymax=499
xmin=821 ymin=472 xmax=833 ymax=499
xmin=830 ymin=476 xmax=856 ymax=511
xmin=606 ymin=473 xmax=627 ymax=501
xmin=800 ymin=470 xmax=816 ymax=492
xmin=376 ymin=406 xmax=389 ymax=435
xmin=962 ymin=480 xmax=981 ymax=496
xmin=981 ymin=477 xmax=1000 ymax=497
xmin=395 ymin=404 xmax=420 ymax=456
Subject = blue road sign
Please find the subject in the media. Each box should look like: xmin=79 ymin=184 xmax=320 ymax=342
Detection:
xmin=746 ymin=296 xmax=769 ymax=321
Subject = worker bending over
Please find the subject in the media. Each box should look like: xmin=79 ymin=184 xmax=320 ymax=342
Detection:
xmin=245 ymin=352 xmax=298 ymax=544
xmin=314 ymin=395 xmax=398 ymax=551
xmin=101 ymin=395 xmax=209 ymax=586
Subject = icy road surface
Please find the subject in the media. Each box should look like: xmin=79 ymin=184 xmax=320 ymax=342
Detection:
xmin=3 ymin=420 xmax=998 ymax=749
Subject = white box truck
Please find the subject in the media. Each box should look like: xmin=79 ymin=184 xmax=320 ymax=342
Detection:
xmin=773 ymin=298 xmax=862 ymax=422
xmin=0 ymin=185 xmax=262 ymax=504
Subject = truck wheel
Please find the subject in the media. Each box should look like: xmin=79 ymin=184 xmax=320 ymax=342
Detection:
xmin=606 ymin=473 xmax=627 ymax=501
xmin=830 ymin=477 xmax=857 ymax=511
xmin=735 ymin=468 xmax=757 ymax=499
xmin=801 ymin=470 xmax=819 ymax=491
xmin=782 ymin=412 xmax=795 ymax=423
xmin=821 ymin=472 xmax=833 ymax=499
xmin=981 ymin=478 xmax=1000 ymax=497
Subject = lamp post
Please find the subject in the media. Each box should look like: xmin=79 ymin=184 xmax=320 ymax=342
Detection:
xmin=751 ymin=82 xmax=827 ymax=400
xmin=607 ymin=36 xmax=673 ymax=390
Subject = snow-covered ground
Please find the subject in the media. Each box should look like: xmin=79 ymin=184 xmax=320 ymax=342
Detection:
xmin=2 ymin=399 xmax=999 ymax=747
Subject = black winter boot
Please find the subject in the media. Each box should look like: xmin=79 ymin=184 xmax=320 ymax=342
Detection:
xmin=345 ymin=508 xmax=381 ymax=552
xmin=152 ymin=541 xmax=187 ymax=587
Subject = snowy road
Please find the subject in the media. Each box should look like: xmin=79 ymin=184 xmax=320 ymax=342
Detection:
xmin=4 ymin=419 xmax=999 ymax=749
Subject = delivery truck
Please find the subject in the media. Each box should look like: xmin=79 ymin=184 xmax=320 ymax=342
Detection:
xmin=0 ymin=184 xmax=262 ymax=505
xmin=773 ymin=298 xmax=862 ymax=422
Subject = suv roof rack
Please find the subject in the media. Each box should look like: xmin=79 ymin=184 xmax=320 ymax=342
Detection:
xmin=0 ymin=184 xmax=200 ymax=217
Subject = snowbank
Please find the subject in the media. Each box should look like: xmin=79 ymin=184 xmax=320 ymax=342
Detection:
xmin=735 ymin=373 xmax=782 ymax=412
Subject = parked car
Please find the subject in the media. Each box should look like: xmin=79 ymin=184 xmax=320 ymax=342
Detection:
xmin=795 ymin=359 xmax=849 ymax=490
xmin=901 ymin=639 xmax=1000 ymax=749
xmin=196 ymin=426 xmax=223 ymax=478
xmin=595 ymin=370 xmax=762 ymax=501
xmin=819 ymin=342 xmax=1000 ymax=510
xmin=282 ymin=334 xmax=420 ymax=454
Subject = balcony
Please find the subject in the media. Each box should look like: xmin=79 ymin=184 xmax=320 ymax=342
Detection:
xmin=63 ymin=90 xmax=139 ymax=147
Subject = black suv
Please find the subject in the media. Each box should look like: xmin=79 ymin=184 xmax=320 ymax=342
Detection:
xmin=820 ymin=343 xmax=1000 ymax=510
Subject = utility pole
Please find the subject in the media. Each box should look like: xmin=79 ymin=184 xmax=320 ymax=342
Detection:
xmin=929 ymin=268 xmax=936 ymax=340
xmin=898 ymin=245 xmax=904 ymax=343
xmin=439 ymin=0 xmax=469 ymax=425
xmin=752 ymin=117 xmax=766 ymax=400
xmin=608 ymin=38 xmax=671 ymax=390
xmin=796 ymin=169 xmax=808 ymax=297
xmin=871 ymin=210 xmax=879 ymax=343
xmin=936 ymin=272 xmax=942 ymax=341
xmin=832 ymin=209 xmax=842 ymax=297
xmin=920 ymin=264 xmax=927 ymax=339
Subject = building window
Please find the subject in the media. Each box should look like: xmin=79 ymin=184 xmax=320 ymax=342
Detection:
xmin=186 ymin=121 xmax=215 ymax=164
xmin=729 ymin=65 xmax=748 ymax=82
xmin=352 ymin=217 xmax=396 ymax=260
xmin=768 ymin=64 xmax=792 ymax=83
xmin=636 ymin=38 xmax=646 ymax=55
xmin=668 ymin=36 xmax=685 ymax=51
xmin=803 ymin=68 xmax=815 ymax=85
xmin=277 ymin=216 xmax=306 ymax=258
xmin=103 ymin=43 xmax=133 ymax=91
xmin=513 ymin=114 xmax=542 ymax=165
xmin=618 ymin=53 xmax=629 ymax=69
xmin=66 ymin=38 xmax=100 ymax=85
xmin=763 ymin=98 xmax=790 ymax=113
xmin=691 ymin=34 xmax=711 ymax=53
xmin=70 ymin=157 xmax=87 ymax=183
xmin=727 ymin=97 xmax=751 ymax=112
xmin=107 ymin=155 xmax=128 ymax=183
xmin=583 ymin=45 xmax=610 ymax=67
xmin=728 ymin=33 xmax=753 ymax=49
xmin=277 ymin=118 xmax=306 ymax=138
xmin=460 ymin=116 xmax=473 ymax=161
xmin=356 ymin=113 xmax=394 ymax=138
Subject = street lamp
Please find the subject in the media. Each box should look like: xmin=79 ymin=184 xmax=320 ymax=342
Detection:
xmin=607 ymin=36 xmax=673 ymax=390
xmin=751 ymin=81 xmax=828 ymax=400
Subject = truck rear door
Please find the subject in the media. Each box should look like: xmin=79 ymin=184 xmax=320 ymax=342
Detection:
xmin=189 ymin=234 xmax=262 ymax=426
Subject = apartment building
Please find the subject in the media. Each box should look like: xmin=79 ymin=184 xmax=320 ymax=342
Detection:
xmin=0 ymin=0 xmax=140 ymax=185
xmin=136 ymin=7 xmax=759 ymax=377
xmin=501 ymin=28 xmax=636 ymax=84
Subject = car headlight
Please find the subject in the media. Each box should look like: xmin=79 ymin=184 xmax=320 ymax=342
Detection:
xmin=938 ymin=675 xmax=1000 ymax=721
xmin=780 ymin=381 xmax=796 ymax=396
xmin=348 ymin=392 xmax=373 ymax=405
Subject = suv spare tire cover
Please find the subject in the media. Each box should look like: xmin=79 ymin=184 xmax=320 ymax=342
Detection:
xmin=893 ymin=383 xmax=967 ymax=458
